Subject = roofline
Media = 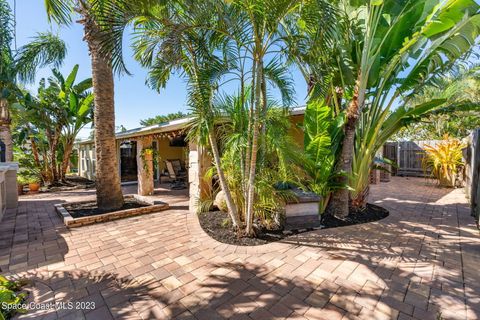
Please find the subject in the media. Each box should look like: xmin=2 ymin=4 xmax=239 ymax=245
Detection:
xmin=76 ymin=106 xmax=306 ymax=145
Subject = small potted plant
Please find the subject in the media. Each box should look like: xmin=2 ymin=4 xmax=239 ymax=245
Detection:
xmin=26 ymin=176 xmax=41 ymax=192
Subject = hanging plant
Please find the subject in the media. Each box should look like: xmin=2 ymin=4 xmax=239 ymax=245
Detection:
xmin=140 ymin=146 xmax=160 ymax=175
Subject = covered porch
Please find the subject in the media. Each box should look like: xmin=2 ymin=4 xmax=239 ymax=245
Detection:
xmin=118 ymin=128 xmax=212 ymax=213
xmin=76 ymin=118 xmax=214 ymax=212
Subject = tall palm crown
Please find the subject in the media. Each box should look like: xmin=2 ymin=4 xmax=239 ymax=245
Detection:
xmin=0 ymin=0 xmax=66 ymax=162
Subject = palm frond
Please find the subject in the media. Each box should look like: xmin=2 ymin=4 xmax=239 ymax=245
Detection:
xmin=15 ymin=32 xmax=67 ymax=83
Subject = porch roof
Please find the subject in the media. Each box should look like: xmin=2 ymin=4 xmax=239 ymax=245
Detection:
xmin=77 ymin=105 xmax=305 ymax=146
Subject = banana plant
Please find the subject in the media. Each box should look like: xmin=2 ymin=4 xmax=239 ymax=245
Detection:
xmin=51 ymin=64 xmax=93 ymax=181
xmin=13 ymin=66 xmax=93 ymax=185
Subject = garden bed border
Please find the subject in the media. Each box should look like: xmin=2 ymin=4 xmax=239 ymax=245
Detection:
xmin=55 ymin=194 xmax=169 ymax=228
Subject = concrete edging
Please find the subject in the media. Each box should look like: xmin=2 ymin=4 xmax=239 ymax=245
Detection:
xmin=55 ymin=194 xmax=169 ymax=228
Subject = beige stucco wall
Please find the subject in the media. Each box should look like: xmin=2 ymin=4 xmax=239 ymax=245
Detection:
xmin=156 ymin=137 xmax=187 ymax=173
xmin=289 ymin=114 xmax=305 ymax=149
xmin=77 ymin=113 xmax=304 ymax=182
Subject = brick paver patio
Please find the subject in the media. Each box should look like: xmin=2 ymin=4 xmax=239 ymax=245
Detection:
xmin=1 ymin=177 xmax=479 ymax=320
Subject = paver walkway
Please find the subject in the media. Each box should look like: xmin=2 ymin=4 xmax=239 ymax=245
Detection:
xmin=0 ymin=177 xmax=479 ymax=320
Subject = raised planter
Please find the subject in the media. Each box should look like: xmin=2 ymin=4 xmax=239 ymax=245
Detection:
xmin=0 ymin=162 xmax=19 ymax=222
xmin=55 ymin=194 xmax=169 ymax=228
xmin=284 ymin=189 xmax=321 ymax=230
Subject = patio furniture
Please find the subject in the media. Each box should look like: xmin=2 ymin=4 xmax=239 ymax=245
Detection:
xmin=165 ymin=159 xmax=187 ymax=189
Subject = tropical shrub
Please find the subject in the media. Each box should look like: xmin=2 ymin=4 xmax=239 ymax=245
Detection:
xmin=303 ymin=99 xmax=345 ymax=213
xmin=423 ymin=136 xmax=465 ymax=187
xmin=213 ymin=94 xmax=305 ymax=229
xmin=0 ymin=275 xmax=27 ymax=320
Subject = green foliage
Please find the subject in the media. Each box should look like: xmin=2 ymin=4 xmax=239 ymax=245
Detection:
xmin=215 ymin=93 xmax=304 ymax=227
xmin=140 ymin=112 xmax=189 ymax=127
xmin=87 ymin=0 xmax=480 ymax=226
xmin=221 ymin=217 xmax=231 ymax=228
xmin=303 ymin=98 xmax=345 ymax=213
xmin=13 ymin=65 xmax=93 ymax=184
xmin=422 ymin=136 xmax=466 ymax=187
xmin=395 ymin=65 xmax=480 ymax=140
xmin=289 ymin=0 xmax=480 ymax=212
xmin=0 ymin=0 xmax=66 ymax=90
xmin=15 ymin=32 xmax=67 ymax=83
xmin=0 ymin=275 xmax=27 ymax=320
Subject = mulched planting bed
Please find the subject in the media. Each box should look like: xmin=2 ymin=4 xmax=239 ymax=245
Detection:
xmin=199 ymin=211 xmax=285 ymax=246
xmin=321 ymin=203 xmax=389 ymax=228
xmin=64 ymin=198 xmax=149 ymax=218
xmin=199 ymin=203 xmax=389 ymax=246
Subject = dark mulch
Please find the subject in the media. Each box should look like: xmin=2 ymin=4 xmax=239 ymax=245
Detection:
xmin=199 ymin=203 xmax=389 ymax=246
xmin=321 ymin=203 xmax=389 ymax=228
xmin=198 ymin=211 xmax=285 ymax=246
xmin=65 ymin=198 xmax=149 ymax=218
xmin=45 ymin=175 xmax=95 ymax=191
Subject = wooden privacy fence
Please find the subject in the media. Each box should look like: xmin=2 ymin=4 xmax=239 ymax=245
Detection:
xmin=464 ymin=129 xmax=480 ymax=226
xmin=383 ymin=140 xmax=442 ymax=177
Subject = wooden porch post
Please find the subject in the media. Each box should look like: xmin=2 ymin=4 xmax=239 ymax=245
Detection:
xmin=137 ymin=136 xmax=154 ymax=196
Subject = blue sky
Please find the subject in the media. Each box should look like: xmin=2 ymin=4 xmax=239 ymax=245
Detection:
xmin=9 ymin=0 xmax=308 ymax=138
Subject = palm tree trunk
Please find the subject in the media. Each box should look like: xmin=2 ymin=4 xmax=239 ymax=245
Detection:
xmin=83 ymin=12 xmax=124 ymax=210
xmin=244 ymin=62 xmax=256 ymax=218
xmin=329 ymin=80 xmax=361 ymax=219
xmin=245 ymin=59 xmax=263 ymax=236
xmin=0 ymin=98 xmax=13 ymax=162
xmin=350 ymin=185 xmax=369 ymax=211
xmin=208 ymin=131 xmax=242 ymax=229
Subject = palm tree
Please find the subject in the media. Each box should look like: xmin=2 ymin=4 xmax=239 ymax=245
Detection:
xmin=44 ymin=0 xmax=124 ymax=210
xmin=92 ymin=0 xmax=305 ymax=235
xmin=223 ymin=0 xmax=303 ymax=236
xmin=0 ymin=0 xmax=66 ymax=162
xmin=86 ymin=0 xmax=244 ymax=227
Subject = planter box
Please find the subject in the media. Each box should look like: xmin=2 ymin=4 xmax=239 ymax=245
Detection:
xmin=369 ymin=169 xmax=381 ymax=184
xmin=0 ymin=162 xmax=19 ymax=222
xmin=284 ymin=190 xmax=321 ymax=230
xmin=55 ymin=195 xmax=169 ymax=228
xmin=380 ymin=164 xmax=391 ymax=182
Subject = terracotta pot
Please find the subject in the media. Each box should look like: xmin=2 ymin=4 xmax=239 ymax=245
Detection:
xmin=28 ymin=183 xmax=40 ymax=192
xmin=18 ymin=184 xmax=24 ymax=195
